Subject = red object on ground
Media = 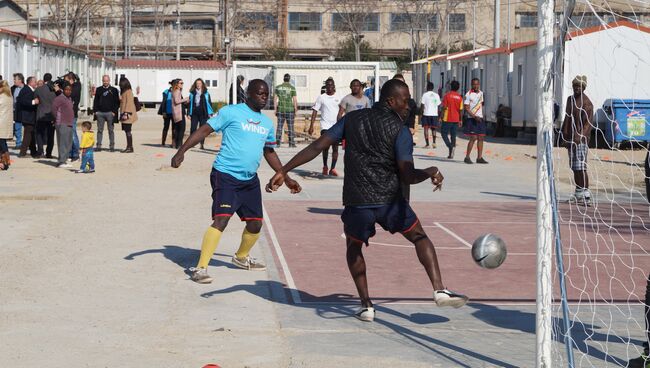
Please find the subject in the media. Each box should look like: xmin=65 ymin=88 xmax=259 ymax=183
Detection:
xmin=202 ymin=364 xmax=221 ymax=368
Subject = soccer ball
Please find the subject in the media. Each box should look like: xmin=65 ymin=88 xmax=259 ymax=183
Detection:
xmin=471 ymin=234 xmax=507 ymax=269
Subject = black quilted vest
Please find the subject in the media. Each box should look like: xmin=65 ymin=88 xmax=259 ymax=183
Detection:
xmin=342 ymin=102 xmax=404 ymax=206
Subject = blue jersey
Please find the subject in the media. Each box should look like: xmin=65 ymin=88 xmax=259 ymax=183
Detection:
xmin=208 ymin=103 xmax=276 ymax=180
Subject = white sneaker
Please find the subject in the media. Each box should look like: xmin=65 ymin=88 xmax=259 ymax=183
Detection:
xmin=189 ymin=267 xmax=213 ymax=284
xmin=434 ymin=289 xmax=469 ymax=308
xmin=66 ymin=158 xmax=72 ymax=163
xmin=354 ymin=307 xmax=375 ymax=322
xmin=232 ymin=255 xmax=266 ymax=271
xmin=58 ymin=163 xmax=73 ymax=168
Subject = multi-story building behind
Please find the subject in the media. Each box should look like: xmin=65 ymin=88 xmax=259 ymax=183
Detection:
xmin=7 ymin=0 xmax=650 ymax=61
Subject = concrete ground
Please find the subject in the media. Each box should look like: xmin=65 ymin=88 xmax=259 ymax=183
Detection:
xmin=0 ymin=111 xmax=647 ymax=367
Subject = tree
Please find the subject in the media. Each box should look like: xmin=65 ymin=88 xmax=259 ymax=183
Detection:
xmin=325 ymin=0 xmax=378 ymax=62
xmin=40 ymin=0 xmax=114 ymax=45
xmin=335 ymin=36 xmax=377 ymax=61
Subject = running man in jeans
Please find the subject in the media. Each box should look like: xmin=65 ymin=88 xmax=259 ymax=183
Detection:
xmin=268 ymin=79 xmax=468 ymax=322
xmin=309 ymin=79 xmax=341 ymax=176
xmin=440 ymin=80 xmax=463 ymax=159
xmin=274 ymin=73 xmax=298 ymax=147
xmin=171 ymin=79 xmax=301 ymax=284
xmin=463 ymin=78 xmax=488 ymax=164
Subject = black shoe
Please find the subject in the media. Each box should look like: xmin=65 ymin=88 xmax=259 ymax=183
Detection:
xmin=109 ymin=147 xmax=115 ymax=152
xmin=95 ymin=147 xmax=102 ymax=152
xmin=289 ymin=144 xmax=297 ymax=148
xmin=45 ymin=154 xmax=54 ymax=159
xmin=464 ymin=157 xmax=473 ymax=164
xmin=476 ymin=157 xmax=488 ymax=164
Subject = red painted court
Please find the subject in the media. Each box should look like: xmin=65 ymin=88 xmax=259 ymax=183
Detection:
xmin=264 ymin=201 xmax=650 ymax=304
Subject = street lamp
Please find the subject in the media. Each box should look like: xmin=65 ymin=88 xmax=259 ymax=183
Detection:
xmin=354 ymin=34 xmax=364 ymax=62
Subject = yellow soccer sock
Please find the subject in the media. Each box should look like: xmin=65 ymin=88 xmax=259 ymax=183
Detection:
xmin=196 ymin=227 xmax=223 ymax=269
xmin=234 ymin=229 xmax=261 ymax=259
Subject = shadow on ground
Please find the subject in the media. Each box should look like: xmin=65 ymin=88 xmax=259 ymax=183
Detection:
xmin=470 ymin=303 xmax=642 ymax=366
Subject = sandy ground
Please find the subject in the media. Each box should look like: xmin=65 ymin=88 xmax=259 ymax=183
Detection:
xmin=0 ymin=110 xmax=647 ymax=367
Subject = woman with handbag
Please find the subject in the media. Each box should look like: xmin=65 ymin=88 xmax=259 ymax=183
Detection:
xmin=171 ymin=79 xmax=189 ymax=149
xmin=157 ymin=80 xmax=174 ymax=147
xmin=188 ymin=78 xmax=214 ymax=150
xmin=0 ymin=80 xmax=13 ymax=170
xmin=119 ymin=77 xmax=138 ymax=153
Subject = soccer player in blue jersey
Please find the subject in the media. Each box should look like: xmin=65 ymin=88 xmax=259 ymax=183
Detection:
xmin=172 ymin=79 xmax=301 ymax=284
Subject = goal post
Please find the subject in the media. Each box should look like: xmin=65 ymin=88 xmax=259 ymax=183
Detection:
xmin=230 ymin=60 xmax=382 ymax=108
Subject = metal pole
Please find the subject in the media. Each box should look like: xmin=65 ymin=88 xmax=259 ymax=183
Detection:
xmin=535 ymin=0 xmax=555 ymax=365
xmin=65 ymin=0 xmax=68 ymax=44
xmin=409 ymin=29 xmax=414 ymax=62
xmin=494 ymin=0 xmax=500 ymax=48
xmin=355 ymin=35 xmax=361 ymax=62
xmin=86 ymin=11 xmax=90 ymax=54
xmin=176 ymin=0 xmax=181 ymax=60
xmin=38 ymin=0 xmax=41 ymax=41
xmin=473 ymin=1 xmax=476 ymax=53
xmin=507 ymin=0 xmax=511 ymax=49
xmin=103 ymin=18 xmax=107 ymax=56
xmin=425 ymin=22 xmax=430 ymax=59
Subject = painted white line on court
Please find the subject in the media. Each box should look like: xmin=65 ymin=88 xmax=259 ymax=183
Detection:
xmin=263 ymin=205 xmax=302 ymax=304
xmin=434 ymin=222 xmax=473 ymax=248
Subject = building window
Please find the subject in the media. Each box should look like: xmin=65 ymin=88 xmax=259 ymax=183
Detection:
xmin=449 ymin=13 xmax=466 ymax=32
xmin=332 ymin=13 xmax=380 ymax=32
xmin=289 ymin=12 xmax=321 ymax=31
xmin=390 ymin=13 xmax=438 ymax=32
xmin=236 ymin=12 xmax=278 ymax=31
xmin=517 ymin=64 xmax=523 ymax=95
xmin=569 ymin=13 xmax=616 ymax=28
xmin=516 ymin=12 xmax=538 ymax=28
xmin=212 ymin=80 xmax=218 ymax=87
xmin=291 ymin=75 xmax=307 ymax=88
xmin=205 ymin=80 xmax=211 ymax=87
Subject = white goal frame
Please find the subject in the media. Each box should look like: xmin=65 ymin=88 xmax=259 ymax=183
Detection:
xmin=231 ymin=60 xmax=382 ymax=107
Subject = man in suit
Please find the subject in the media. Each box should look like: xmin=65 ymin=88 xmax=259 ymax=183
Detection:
xmin=18 ymin=76 xmax=38 ymax=158
xmin=34 ymin=73 xmax=57 ymax=158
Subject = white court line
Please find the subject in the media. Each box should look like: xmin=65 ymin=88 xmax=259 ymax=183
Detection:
xmin=262 ymin=205 xmax=302 ymax=304
xmin=434 ymin=222 xmax=473 ymax=248
xmin=424 ymin=222 xmax=649 ymax=226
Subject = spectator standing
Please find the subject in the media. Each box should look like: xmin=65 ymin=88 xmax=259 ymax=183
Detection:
xmin=66 ymin=73 xmax=82 ymax=161
xmin=440 ymin=80 xmax=464 ymax=159
xmin=274 ymin=73 xmax=298 ymax=147
xmin=0 ymin=80 xmax=13 ymax=170
xmin=419 ymin=81 xmax=442 ymax=148
xmin=561 ymin=75 xmax=594 ymax=205
xmin=363 ymin=77 xmax=375 ymax=107
xmin=157 ymin=81 xmax=174 ymax=147
xmin=188 ymin=78 xmax=214 ymax=150
xmin=93 ymin=75 xmax=120 ymax=152
xmin=171 ymin=79 xmax=189 ymax=149
xmin=11 ymin=73 xmax=24 ymax=149
xmin=34 ymin=73 xmax=57 ymax=158
xmin=119 ymin=77 xmax=138 ymax=153
xmin=229 ymin=75 xmax=247 ymax=105
xmin=309 ymin=79 xmax=341 ymax=176
xmin=77 ymin=121 xmax=95 ymax=173
xmin=337 ymin=79 xmax=371 ymax=121
xmin=17 ymin=76 xmax=38 ymax=158
xmin=463 ymin=78 xmax=488 ymax=164
xmin=51 ymin=84 xmax=75 ymax=168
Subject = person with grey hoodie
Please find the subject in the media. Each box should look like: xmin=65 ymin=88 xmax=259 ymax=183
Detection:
xmin=34 ymin=73 xmax=57 ymax=158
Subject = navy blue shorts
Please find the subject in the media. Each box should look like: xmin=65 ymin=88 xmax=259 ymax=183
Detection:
xmin=210 ymin=169 xmax=263 ymax=221
xmin=421 ymin=116 xmax=439 ymax=127
xmin=463 ymin=117 xmax=486 ymax=136
xmin=341 ymin=199 xmax=419 ymax=244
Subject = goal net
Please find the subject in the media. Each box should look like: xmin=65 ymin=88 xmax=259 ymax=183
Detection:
xmin=540 ymin=2 xmax=650 ymax=366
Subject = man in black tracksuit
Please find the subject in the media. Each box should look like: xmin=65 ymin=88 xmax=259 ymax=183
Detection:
xmin=93 ymin=75 xmax=120 ymax=152
xmin=267 ymin=79 xmax=468 ymax=322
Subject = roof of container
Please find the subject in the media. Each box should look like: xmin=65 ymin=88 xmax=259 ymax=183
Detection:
xmin=0 ymin=27 xmax=115 ymax=63
xmin=415 ymin=21 xmax=650 ymax=64
xmin=116 ymin=59 xmax=228 ymax=69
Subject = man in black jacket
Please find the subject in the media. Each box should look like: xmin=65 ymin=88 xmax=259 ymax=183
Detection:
xmin=17 ymin=76 xmax=38 ymax=158
xmin=34 ymin=73 xmax=57 ymax=158
xmin=11 ymin=73 xmax=25 ymax=149
xmin=93 ymin=75 xmax=120 ymax=152
xmin=267 ymin=79 xmax=468 ymax=322
xmin=66 ymin=72 xmax=82 ymax=160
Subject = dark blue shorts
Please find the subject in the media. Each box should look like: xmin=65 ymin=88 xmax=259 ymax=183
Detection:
xmin=421 ymin=116 xmax=439 ymax=127
xmin=463 ymin=117 xmax=486 ymax=136
xmin=210 ymin=169 xmax=263 ymax=221
xmin=341 ymin=199 xmax=419 ymax=244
